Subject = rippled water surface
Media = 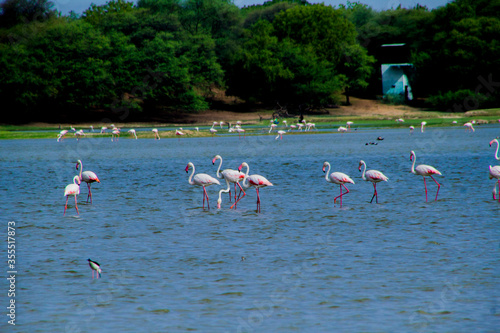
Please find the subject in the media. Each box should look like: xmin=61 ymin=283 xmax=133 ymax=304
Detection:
xmin=1 ymin=125 xmax=499 ymax=332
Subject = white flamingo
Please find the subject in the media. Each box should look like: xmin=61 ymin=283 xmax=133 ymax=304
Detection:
xmin=410 ymin=150 xmax=442 ymax=202
xmin=421 ymin=121 xmax=427 ymax=133
xmin=275 ymin=130 xmax=286 ymax=140
xmin=322 ymin=161 xmax=355 ymax=208
xmin=338 ymin=126 xmax=348 ymax=133
xmin=76 ymin=160 xmax=100 ymax=203
xmin=464 ymin=122 xmax=475 ymax=132
xmin=64 ymin=175 xmax=81 ymax=216
xmin=128 ymin=129 xmax=137 ymax=139
xmin=489 ymin=165 xmax=500 ymax=202
xmin=185 ymin=162 xmax=220 ymax=210
xmin=152 ymin=128 xmax=160 ymax=140
xmin=212 ymin=155 xmax=246 ymax=207
xmin=233 ymin=162 xmax=273 ymax=212
xmin=57 ymin=130 xmax=68 ymax=142
xmin=358 ymin=160 xmax=389 ymax=203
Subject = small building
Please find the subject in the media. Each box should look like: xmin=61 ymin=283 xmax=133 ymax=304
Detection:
xmin=380 ymin=44 xmax=413 ymax=101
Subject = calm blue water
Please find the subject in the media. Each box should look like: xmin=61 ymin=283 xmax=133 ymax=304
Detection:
xmin=1 ymin=125 xmax=499 ymax=332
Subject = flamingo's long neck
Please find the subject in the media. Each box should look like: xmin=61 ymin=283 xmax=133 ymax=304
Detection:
xmin=411 ymin=153 xmax=417 ymax=174
xmin=494 ymin=140 xmax=500 ymax=160
xmin=188 ymin=164 xmax=196 ymax=185
xmin=74 ymin=176 xmax=80 ymax=186
xmin=360 ymin=162 xmax=367 ymax=181
xmin=216 ymin=157 xmax=223 ymax=178
xmin=77 ymin=161 xmax=83 ymax=179
xmin=324 ymin=162 xmax=331 ymax=183
xmin=241 ymin=163 xmax=250 ymax=188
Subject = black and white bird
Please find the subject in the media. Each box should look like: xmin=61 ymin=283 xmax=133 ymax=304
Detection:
xmin=87 ymin=259 xmax=102 ymax=279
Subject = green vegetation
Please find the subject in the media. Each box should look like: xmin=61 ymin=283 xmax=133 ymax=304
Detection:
xmin=0 ymin=0 xmax=499 ymax=123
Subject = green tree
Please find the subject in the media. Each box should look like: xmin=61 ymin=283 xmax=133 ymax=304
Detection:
xmin=0 ymin=0 xmax=57 ymax=28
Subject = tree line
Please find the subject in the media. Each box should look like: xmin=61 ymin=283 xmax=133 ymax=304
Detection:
xmin=0 ymin=0 xmax=498 ymax=122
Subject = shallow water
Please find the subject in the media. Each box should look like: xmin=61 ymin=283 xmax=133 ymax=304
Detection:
xmin=1 ymin=125 xmax=499 ymax=332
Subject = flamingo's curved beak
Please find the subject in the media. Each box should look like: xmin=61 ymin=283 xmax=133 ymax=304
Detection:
xmin=212 ymin=158 xmax=216 ymax=165
xmin=322 ymin=166 xmax=326 ymax=173
xmin=185 ymin=165 xmax=189 ymax=173
xmin=238 ymin=165 xmax=242 ymax=172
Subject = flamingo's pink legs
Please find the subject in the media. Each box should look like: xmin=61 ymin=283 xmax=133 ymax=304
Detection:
xmin=202 ymin=186 xmax=210 ymax=209
xmin=371 ymin=183 xmax=378 ymax=203
xmin=423 ymin=176 xmax=441 ymax=202
xmin=495 ymin=180 xmax=500 ymax=202
xmin=333 ymin=184 xmax=350 ymax=207
xmin=64 ymin=196 xmax=79 ymax=216
xmin=86 ymin=183 xmax=93 ymax=203
xmin=256 ymin=188 xmax=261 ymax=213
xmin=230 ymin=183 xmax=247 ymax=209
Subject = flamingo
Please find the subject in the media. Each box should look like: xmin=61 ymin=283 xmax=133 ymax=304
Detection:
xmin=269 ymin=123 xmax=277 ymax=133
xmin=410 ymin=150 xmax=442 ymax=202
xmin=489 ymin=139 xmax=499 ymax=160
xmin=76 ymin=160 xmax=100 ymax=203
xmin=195 ymin=127 xmax=199 ymax=132
xmin=111 ymin=129 xmax=120 ymax=141
xmin=421 ymin=121 xmax=427 ymax=133
xmin=75 ymin=130 xmax=85 ymax=141
xmin=152 ymin=128 xmax=160 ymax=140
xmin=282 ymin=120 xmax=288 ymax=127
xmin=185 ymin=162 xmax=220 ymax=209
xmin=175 ymin=129 xmax=185 ymax=140
xmin=64 ymin=175 xmax=81 ymax=216
xmin=87 ymin=259 xmax=102 ymax=279
xmin=233 ymin=162 xmax=273 ymax=212
xmin=306 ymin=123 xmax=316 ymax=131
xmin=70 ymin=126 xmax=76 ymax=132
xmin=236 ymin=127 xmax=245 ymax=139
xmin=297 ymin=123 xmax=305 ymax=131
xmin=346 ymin=121 xmax=354 ymax=129
xmin=57 ymin=130 xmax=68 ymax=142
xmin=275 ymin=130 xmax=286 ymax=140
xmin=322 ymin=161 xmax=355 ymax=208
xmin=452 ymin=120 xmax=458 ymax=124
xmin=90 ymin=125 xmax=94 ymax=132
xmin=128 ymin=129 xmax=137 ymax=139
xmin=396 ymin=118 xmax=404 ymax=123
xmin=464 ymin=122 xmax=475 ymax=132
xmin=212 ymin=155 xmax=246 ymax=206
xmin=219 ymin=121 xmax=225 ymax=129
xmin=489 ymin=165 xmax=500 ymax=202
xmin=100 ymin=126 xmax=107 ymax=134
xmin=289 ymin=124 xmax=297 ymax=131
xmin=338 ymin=126 xmax=348 ymax=133
xmin=409 ymin=125 xmax=415 ymax=134
xmin=358 ymin=160 xmax=389 ymax=203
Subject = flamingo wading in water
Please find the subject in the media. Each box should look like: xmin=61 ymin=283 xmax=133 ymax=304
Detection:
xmin=489 ymin=165 xmax=500 ymax=202
xmin=76 ymin=160 xmax=100 ymax=203
xmin=410 ymin=150 xmax=442 ymax=202
xmin=185 ymin=162 xmax=220 ymax=209
xmin=212 ymin=155 xmax=246 ymax=207
xmin=64 ymin=175 xmax=81 ymax=216
xmin=322 ymin=161 xmax=355 ymax=208
xmin=233 ymin=162 xmax=273 ymax=212
xmin=358 ymin=160 xmax=389 ymax=203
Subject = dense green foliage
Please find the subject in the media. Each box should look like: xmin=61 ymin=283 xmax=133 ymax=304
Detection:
xmin=0 ymin=0 xmax=498 ymax=122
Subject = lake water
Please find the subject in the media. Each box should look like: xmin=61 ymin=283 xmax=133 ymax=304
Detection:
xmin=1 ymin=125 xmax=499 ymax=332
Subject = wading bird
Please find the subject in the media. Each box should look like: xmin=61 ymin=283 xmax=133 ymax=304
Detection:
xmin=464 ymin=122 xmax=475 ymax=132
xmin=87 ymin=259 xmax=102 ymax=279
xmin=489 ymin=165 xmax=500 ymax=202
xmin=152 ymin=128 xmax=160 ymax=140
xmin=186 ymin=162 xmax=220 ymax=210
xmin=64 ymin=176 xmax=81 ymax=216
xmin=275 ymin=130 xmax=286 ymax=140
xmin=322 ymin=161 xmax=355 ymax=208
xmin=410 ymin=150 xmax=442 ymax=202
xmin=358 ymin=160 xmax=389 ymax=203
xmin=128 ymin=129 xmax=137 ymax=139
xmin=338 ymin=126 xmax=348 ymax=133
xmin=490 ymin=139 xmax=499 ymax=160
xmin=76 ymin=160 xmax=100 ymax=203
xmin=421 ymin=121 xmax=427 ymax=133
xmin=175 ymin=129 xmax=185 ymax=140
xmin=233 ymin=162 xmax=273 ymax=213
xmin=212 ymin=155 xmax=246 ymax=206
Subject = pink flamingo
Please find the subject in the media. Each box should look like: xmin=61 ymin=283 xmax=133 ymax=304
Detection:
xmin=322 ymin=161 xmax=355 ymax=208
xmin=410 ymin=150 xmax=442 ymax=202
xmin=421 ymin=121 xmax=427 ymax=133
xmin=275 ymin=130 xmax=286 ymax=140
xmin=358 ymin=160 xmax=389 ymax=203
xmin=236 ymin=128 xmax=245 ymax=138
xmin=87 ymin=259 xmax=102 ymax=279
xmin=212 ymin=155 xmax=246 ymax=206
xmin=57 ymin=130 xmax=68 ymax=142
xmin=489 ymin=165 xmax=500 ymax=202
xmin=76 ymin=160 xmax=100 ymax=203
xmin=338 ymin=126 xmax=347 ymax=134
xmin=128 ymin=129 xmax=137 ymax=139
xmin=464 ymin=122 xmax=475 ymax=132
xmin=346 ymin=121 xmax=354 ymax=129
xmin=175 ymin=129 xmax=185 ymax=141
xmin=409 ymin=125 xmax=414 ymax=134
xmin=490 ymin=139 xmax=499 ymax=160
xmin=152 ymin=128 xmax=160 ymax=140
xmin=111 ymin=129 xmax=120 ymax=141
xmin=64 ymin=175 xmax=81 ymax=216
xmin=185 ymin=162 xmax=220 ymax=209
xmin=233 ymin=162 xmax=273 ymax=212
xmin=209 ymin=123 xmax=217 ymax=138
